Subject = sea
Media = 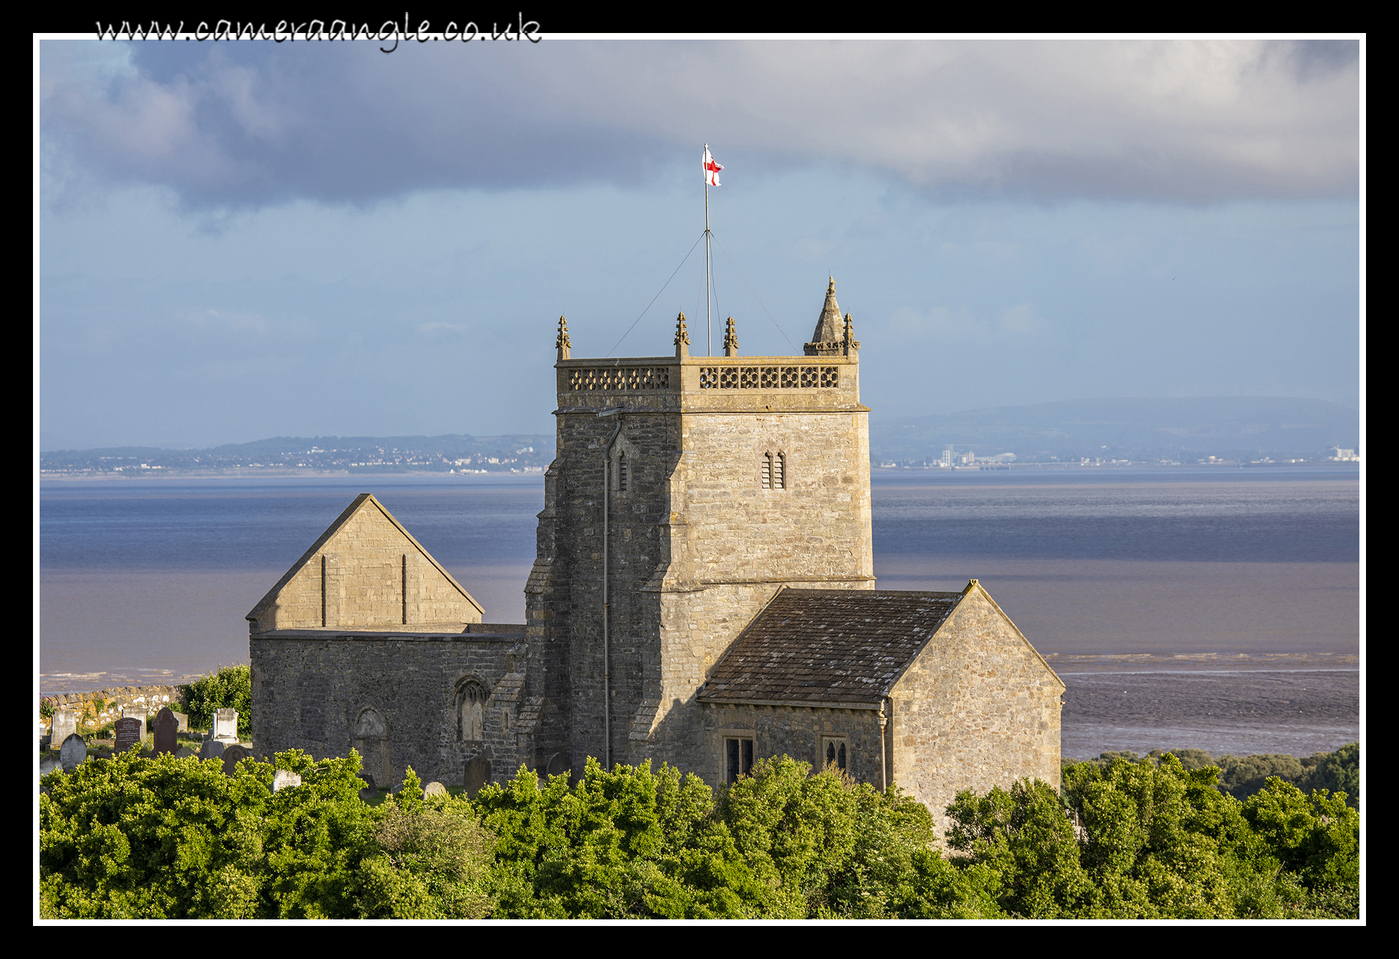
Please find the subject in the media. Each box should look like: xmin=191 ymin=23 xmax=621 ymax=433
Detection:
xmin=38 ymin=464 xmax=1361 ymax=760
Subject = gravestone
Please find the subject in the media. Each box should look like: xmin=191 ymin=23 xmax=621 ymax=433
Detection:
xmin=114 ymin=717 xmax=143 ymax=754
xmin=121 ymin=708 xmax=147 ymax=741
xmin=199 ymin=739 xmax=226 ymax=762
xmin=40 ymin=755 xmax=62 ymax=777
xmin=152 ymin=707 xmax=179 ymax=757
xmin=424 ymin=781 xmax=448 ymax=798
xmin=170 ymin=710 xmax=189 ymax=733
xmin=222 ymin=744 xmax=253 ymax=776
xmin=49 ymin=708 xmax=76 ymax=747
xmin=272 ymin=769 xmax=302 ymax=792
xmin=213 ymin=708 xmax=239 ymax=743
xmin=60 ymin=733 xmax=87 ymax=772
xmin=464 ymin=754 xmax=492 ymax=798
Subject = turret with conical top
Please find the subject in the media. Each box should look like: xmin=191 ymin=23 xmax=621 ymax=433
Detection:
xmin=806 ymin=277 xmax=851 ymax=356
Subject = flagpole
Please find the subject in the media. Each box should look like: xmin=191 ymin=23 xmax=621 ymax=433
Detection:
xmin=704 ymin=143 xmax=712 ymax=356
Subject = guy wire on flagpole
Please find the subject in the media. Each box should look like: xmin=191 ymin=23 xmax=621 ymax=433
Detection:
xmin=704 ymin=143 xmax=712 ymax=356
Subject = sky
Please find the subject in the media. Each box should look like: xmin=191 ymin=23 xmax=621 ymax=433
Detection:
xmin=37 ymin=34 xmax=1363 ymax=451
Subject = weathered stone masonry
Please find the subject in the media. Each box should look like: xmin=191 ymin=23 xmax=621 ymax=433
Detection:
xmin=250 ymin=279 xmax=1064 ymax=817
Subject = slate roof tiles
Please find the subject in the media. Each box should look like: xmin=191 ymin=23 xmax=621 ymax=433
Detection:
xmin=698 ymin=588 xmax=963 ymax=708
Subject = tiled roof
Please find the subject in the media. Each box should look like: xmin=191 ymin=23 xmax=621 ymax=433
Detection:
xmin=698 ymin=588 xmax=963 ymax=708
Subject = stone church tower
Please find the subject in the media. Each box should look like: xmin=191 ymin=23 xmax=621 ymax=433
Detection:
xmin=250 ymin=276 xmax=1062 ymax=817
xmin=524 ymin=279 xmax=874 ymax=777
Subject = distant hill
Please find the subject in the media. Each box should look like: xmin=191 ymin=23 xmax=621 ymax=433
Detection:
xmin=870 ymin=397 xmax=1359 ymax=463
xmin=40 ymin=434 xmax=557 ymax=474
xmin=40 ymin=398 xmax=1361 ymax=474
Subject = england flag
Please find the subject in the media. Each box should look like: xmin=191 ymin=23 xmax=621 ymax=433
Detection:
xmin=703 ymin=147 xmax=723 ymax=187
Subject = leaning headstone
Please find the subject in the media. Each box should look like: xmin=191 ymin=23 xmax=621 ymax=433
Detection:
xmin=114 ymin=717 xmax=143 ymax=754
xmin=152 ymin=707 xmax=179 ymax=757
xmin=199 ymin=739 xmax=227 ymax=762
xmin=60 ymin=733 xmax=87 ymax=772
xmin=463 ymin=754 xmax=492 ymax=798
xmin=49 ymin=708 xmax=76 ymax=747
xmin=121 ymin=708 xmax=147 ymax=741
xmin=424 ymin=781 xmax=448 ymax=798
xmin=212 ymin=708 xmax=239 ymax=743
xmin=272 ymin=769 xmax=302 ymax=792
xmin=222 ymin=744 xmax=253 ymax=776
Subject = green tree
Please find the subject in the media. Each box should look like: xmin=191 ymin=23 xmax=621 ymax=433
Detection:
xmin=1298 ymin=742 xmax=1359 ymax=809
xmin=1242 ymin=776 xmax=1359 ymax=917
xmin=40 ymin=747 xmax=378 ymax=918
xmin=944 ymin=778 xmax=1094 ymax=918
xmin=356 ymin=769 xmax=496 ymax=918
xmin=180 ymin=664 xmax=252 ymax=737
xmin=477 ymin=759 xmax=755 ymax=918
xmin=40 ymin=748 xmax=269 ymax=918
xmin=255 ymin=749 xmax=378 ymax=918
xmin=1061 ymin=755 xmax=1301 ymax=918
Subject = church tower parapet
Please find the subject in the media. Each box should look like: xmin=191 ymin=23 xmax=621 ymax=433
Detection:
xmin=528 ymin=278 xmax=873 ymax=779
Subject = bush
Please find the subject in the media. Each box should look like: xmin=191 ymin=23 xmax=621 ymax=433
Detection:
xmin=180 ymin=665 xmax=252 ymax=737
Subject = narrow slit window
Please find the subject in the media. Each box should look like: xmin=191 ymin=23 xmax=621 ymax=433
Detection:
xmin=774 ymin=452 xmax=785 ymax=489
xmin=618 ymin=451 xmax=628 ymax=492
xmin=761 ymin=453 xmax=773 ymax=489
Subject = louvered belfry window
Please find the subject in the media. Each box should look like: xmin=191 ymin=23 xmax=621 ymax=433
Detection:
xmin=762 ymin=451 xmax=786 ymax=490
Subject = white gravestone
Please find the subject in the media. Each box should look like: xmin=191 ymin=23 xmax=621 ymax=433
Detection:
xmin=273 ymin=769 xmax=302 ymax=792
xmin=212 ymin=708 xmax=239 ymax=743
xmin=49 ymin=709 xmax=76 ymax=747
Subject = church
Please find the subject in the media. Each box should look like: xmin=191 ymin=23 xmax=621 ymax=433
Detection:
xmin=248 ymin=279 xmax=1065 ymax=832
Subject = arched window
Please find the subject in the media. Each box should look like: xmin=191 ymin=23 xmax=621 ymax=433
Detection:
xmin=353 ymin=707 xmax=390 ymax=787
xmin=454 ymin=679 xmax=487 ymax=743
xmin=618 ymin=450 xmax=628 ymax=492
xmin=762 ymin=452 xmax=773 ymax=489
xmin=822 ymin=736 xmax=848 ymax=774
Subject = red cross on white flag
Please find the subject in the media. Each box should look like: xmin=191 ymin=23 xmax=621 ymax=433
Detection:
xmin=703 ymin=147 xmax=723 ymax=187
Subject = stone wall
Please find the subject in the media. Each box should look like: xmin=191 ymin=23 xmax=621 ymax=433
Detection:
xmin=250 ymin=628 xmax=526 ymax=788
xmin=40 ymin=685 xmax=184 ymax=737
xmin=248 ymin=493 xmax=482 ymax=633
xmin=697 ymin=702 xmax=886 ymax=788
xmin=528 ymin=351 xmax=875 ymax=782
xmin=890 ymin=584 xmax=1065 ymax=837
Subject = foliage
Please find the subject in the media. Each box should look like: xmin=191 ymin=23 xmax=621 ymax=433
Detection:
xmin=476 ymin=758 xmax=755 ymax=918
xmin=1059 ymin=754 xmax=1294 ymax=918
xmin=39 ymin=745 xmax=1360 ymax=920
xmin=944 ymin=778 xmax=1094 ymax=918
xmin=41 ymin=749 xmax=275 ymax=918
xmin=475 ymin=755 xmax=960 ymax=919
xmin=1298 ymin=742 xmax=1359 ymax=809
xmin=356 ymin=768 xmax=496 ymax=919
xmin=40 ymin=697 xmax=57 ymax=720
xmin=180 ymin=664 xmax=252 ymax=737
xmin=715 ymin=756 xmax=953 ymax=918
xmin=1241 ymin=777 xmax=1359 ymax=917
xmin=1072 ymin=743 xmax=1360 ymax=810
xmin=40 ymin=748 xmax=379 ymax=918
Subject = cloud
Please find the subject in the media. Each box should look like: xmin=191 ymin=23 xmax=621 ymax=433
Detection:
xmin=40 ymin=37 xmax=1359 ymax=208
